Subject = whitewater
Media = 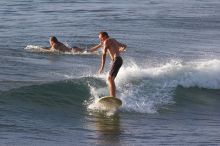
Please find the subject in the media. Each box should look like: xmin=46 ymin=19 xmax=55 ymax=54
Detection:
xmin=1 ymin=0 xmax=220 ymax=145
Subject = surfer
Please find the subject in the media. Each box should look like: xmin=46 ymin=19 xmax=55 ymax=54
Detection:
xmin=44 ymin=36 xmax=84 ymax=52
xmin=89 ymin=32 xmax=127 ymax=97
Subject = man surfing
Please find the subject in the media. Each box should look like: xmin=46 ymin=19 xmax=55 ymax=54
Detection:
xmin=90 ymin=32 xmax=127 ymax=98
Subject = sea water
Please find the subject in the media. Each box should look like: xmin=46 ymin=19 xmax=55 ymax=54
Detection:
xmin=1 ymin=0 xmax=220 ymax=145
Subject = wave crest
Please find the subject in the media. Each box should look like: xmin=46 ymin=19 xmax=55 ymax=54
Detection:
xmin=104 ymin=59 xmax=220 ymax=113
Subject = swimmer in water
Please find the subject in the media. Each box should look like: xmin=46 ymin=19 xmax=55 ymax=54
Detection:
xmin=44 ymin=36 xmax=84 ymax=52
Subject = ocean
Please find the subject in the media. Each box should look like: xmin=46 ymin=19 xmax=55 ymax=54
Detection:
xmin=1 ymin=0 xmax=220 ymax=145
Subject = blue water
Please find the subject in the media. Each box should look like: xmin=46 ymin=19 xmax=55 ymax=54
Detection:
xmin=1 ymin=0 xmax=220 ymax=145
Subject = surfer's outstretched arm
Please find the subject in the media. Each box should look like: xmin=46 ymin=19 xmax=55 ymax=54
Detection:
xmin=88 ymin=43 xmax=102 ymax=52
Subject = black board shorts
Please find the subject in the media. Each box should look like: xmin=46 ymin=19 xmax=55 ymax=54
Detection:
xmin=109 ymin=56 xmax=123 ymax=77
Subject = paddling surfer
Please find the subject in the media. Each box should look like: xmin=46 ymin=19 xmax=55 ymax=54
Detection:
xmin=44 ymin=36 xmax=84 ymax=52
xmin=89 ymin=32 xmax=127 ymax=97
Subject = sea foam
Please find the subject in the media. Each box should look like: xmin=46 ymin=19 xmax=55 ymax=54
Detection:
xmin=89 ymin=59 xmax=220 ymax=113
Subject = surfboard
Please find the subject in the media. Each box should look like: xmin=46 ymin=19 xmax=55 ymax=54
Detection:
xmin=97 ymin=96 xmax=122 ymax=110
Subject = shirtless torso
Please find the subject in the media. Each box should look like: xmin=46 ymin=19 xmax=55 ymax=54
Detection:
xmin=103 ymin=38 xmax=126 ymax=61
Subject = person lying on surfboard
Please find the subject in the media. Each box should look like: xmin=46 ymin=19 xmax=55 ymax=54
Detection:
xmin=89 ymin=32 xmax=127 ymax=98
xmin=43 ymin=36 xmax=84 ymax=53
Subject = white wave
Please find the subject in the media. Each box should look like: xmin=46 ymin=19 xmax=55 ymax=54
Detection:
xmin=118 ymin=59 xmax=220 ymax=113
xmin=177 ymin=60 xmax=220 ymax=89
xmin=88 ymin=59 xmax=220 ymax=113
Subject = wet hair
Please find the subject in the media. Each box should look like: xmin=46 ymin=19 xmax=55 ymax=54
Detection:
xmin=99 ymin=32 xmax=109 ymax=38
xmin=50 ymin=36 xmax=58 ymax=43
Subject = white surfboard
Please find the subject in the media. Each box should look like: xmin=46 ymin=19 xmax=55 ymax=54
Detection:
xmin=96 ymin=96 xmax=122 ymax=110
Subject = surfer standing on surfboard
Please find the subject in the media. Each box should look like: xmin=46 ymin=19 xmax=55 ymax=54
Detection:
xmin=89 ymin=32 xmax=127 ymax=98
